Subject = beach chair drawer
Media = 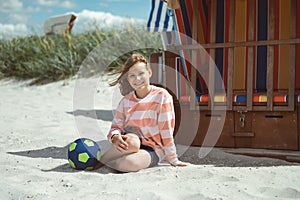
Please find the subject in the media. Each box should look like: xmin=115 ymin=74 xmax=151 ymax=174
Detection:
xmin=235 ymin=111 xmax=298 ymax=150
xmin=192 ymin=110 xmax=235 ymax=148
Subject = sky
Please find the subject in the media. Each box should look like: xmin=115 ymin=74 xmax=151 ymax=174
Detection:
xmin=0 ymin=0 xmax=151 ymax=39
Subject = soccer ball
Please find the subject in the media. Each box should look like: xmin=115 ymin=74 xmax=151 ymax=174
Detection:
xmin=67 ymin=138 xmax=101 ymax=170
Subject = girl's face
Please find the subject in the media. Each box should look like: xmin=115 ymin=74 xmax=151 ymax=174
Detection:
xmin=127 ymin=62 xmax=152 ymax=91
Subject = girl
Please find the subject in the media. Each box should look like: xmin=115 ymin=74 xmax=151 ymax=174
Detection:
xmin=100 ymin=54 xmax=189 ymax=172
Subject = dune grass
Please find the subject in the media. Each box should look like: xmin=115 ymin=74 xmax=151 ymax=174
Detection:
xmin=0 ymin=26 xmax=162 ymax=84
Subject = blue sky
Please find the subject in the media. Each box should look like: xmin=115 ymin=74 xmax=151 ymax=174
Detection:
xmin=0 ymin=0 xmax=151 ymax=39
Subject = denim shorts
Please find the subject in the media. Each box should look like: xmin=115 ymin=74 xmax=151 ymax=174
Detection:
xmin=140 ymin=144 xmax=159 ymax=168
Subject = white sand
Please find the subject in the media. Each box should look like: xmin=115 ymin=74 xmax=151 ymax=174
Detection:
xmin=1 ymin=78 xmax=300 ymax=200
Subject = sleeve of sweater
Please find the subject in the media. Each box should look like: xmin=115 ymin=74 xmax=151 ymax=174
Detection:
xmin=157 ymin=92 xmax=180 ymax=165
xmin=107 ymin=98 xmax=125 ymax=141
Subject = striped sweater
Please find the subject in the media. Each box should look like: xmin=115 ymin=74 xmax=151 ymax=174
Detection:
xmin=107 ymin=85 xmax=180 ymax=165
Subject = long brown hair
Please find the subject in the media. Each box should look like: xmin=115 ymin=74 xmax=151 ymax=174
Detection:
xmin=109 ymin=54 xmax=149 ymax=96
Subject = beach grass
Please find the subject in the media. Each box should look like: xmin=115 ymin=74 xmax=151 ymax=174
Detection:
xmin=0 ymin=26 xmax=162 ymax=84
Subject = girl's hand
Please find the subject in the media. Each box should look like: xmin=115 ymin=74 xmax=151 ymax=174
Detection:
xmin=176 ymin=161 xmax=191 ymax=166
xmin=172 ymin=161 xmax=192 ymax=167
xmin=111 ymin=134 xmax=129 ymax=152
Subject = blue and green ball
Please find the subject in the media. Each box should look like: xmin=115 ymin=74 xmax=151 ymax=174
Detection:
xmin=68 ymin=138 xmax=101 ymax=170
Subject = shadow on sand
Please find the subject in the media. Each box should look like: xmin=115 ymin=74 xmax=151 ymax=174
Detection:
xmin=7 ymin=109 xmax=117 ymax=173
xmin=66 ymin=109 xmax=114 ymax=121
xmin=7 ymin=143 xmax=299 ymax=174
xmin=7 ymin=140 xmax=117 ymax=174
xmin=178 ymin=146 xmax=300 ymax=167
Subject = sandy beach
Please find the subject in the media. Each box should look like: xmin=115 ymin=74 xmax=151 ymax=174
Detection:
xmin=1 ymin=78 xmax=300 ymax=200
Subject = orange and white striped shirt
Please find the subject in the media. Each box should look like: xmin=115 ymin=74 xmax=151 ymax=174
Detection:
xmin=107 ymin=85 xmax=180 ymax=165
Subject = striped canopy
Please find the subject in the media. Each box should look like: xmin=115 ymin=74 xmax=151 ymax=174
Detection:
xmin=147 ymin=0 xmax=174 ymax=32
xmin=149 ymin=0 xmax=300 ymax=94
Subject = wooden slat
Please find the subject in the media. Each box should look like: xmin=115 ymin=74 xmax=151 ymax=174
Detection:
xmin=190 ymin=0 xmax=198 ymax=110
xmin=273 ymin=106 xmax=294 ymax=111
xmin=197 ymin=104 xmax=297 ymax=112
xmin=227 ymin=0 xmax=235 ymax=110
xmin=208 ymin=0 xmax=217 ymax=110
xmin=167 ymin=38 xmax=300 ymax=50
xmin=231 ymin=105 xmax=296 ymax=112
xmin=288 ymin=0 xmax=297 ymax=111
xmin=246 ymin=0 xmax=255 ymax=111
xmin=161 ymin=51 xmax=167 ymax=86
xmin=222 ymin=148 xmax=300 ymax=163
xmin=266 ymin=0 xmax=276 ymax=110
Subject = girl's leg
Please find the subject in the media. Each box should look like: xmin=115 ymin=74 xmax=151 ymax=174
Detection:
xmin=109 ymin=150 xmax=151 ymax=172
xmin=100 ymin=133 xmax=140 ymax=164
xmin=99 ymin=133 xmax=152 ymax=172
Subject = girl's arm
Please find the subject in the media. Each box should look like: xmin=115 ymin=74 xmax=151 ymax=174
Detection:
xmin=158 ymin=92 xmax=191 ymax=166
xmin=107 ymin=99 xmax=125 ymax=141
xmin=157 ymin=93 xmax=180 ymax=165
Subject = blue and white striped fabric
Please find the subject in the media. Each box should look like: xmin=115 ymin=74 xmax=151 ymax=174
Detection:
xmin=147 ymin=0 xmax=174 ymax=32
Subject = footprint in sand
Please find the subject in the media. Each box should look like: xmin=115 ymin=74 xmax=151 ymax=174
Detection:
xmin=220 ymin=175 xmax=239 ymax=182
xmin=258 ymin=187 xmax=300 ymax=199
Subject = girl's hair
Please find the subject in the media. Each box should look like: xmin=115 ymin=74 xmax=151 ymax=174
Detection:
xmin=109 ymin=53 xmax=149 ymax=96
